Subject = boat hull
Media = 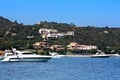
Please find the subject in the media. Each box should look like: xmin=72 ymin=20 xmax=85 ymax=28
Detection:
xmin=9 ymin=58 xmax=50 ymax=62
xmin=2 ymin=57 xmax=51 ymax=62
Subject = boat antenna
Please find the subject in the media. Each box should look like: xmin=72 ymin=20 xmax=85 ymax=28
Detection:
xmin=12 ymin=48 xmax=16 ymax=55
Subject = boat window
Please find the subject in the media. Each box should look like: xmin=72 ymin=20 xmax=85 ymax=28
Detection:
xmin=22 ymin=52 xmax=34 ymax=55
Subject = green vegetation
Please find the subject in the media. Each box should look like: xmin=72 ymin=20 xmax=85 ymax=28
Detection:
xmin=0 ymin=16 xmax=120 ymax=54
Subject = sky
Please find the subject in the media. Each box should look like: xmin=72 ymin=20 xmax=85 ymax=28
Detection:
xmin=0 ymin=0 xmax=120 ymax=27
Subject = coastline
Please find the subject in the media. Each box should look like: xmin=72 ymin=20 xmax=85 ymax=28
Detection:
xmin=66 ymin=54 xmax=120 ymax=58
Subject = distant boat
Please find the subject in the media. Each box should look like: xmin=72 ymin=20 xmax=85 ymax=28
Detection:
xmin=1 ymin=49 xmax=52 ymax=62
xmin=0 ymin=56 xmax=3 ymax=60
xmin=90 ymin=51 xmax=109 ymax=58
xmin=90 ymin=54 xmax=109 ymax=58
xmin=49 ymin=52 xmax=66 ymax=58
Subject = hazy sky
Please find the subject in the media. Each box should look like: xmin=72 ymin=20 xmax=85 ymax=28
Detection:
xmin=0 ymin=0 xmax=120 ymax=27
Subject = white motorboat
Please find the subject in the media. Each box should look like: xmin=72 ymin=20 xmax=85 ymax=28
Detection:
xmin=1 ymin=49 xmax=52 ymax=62
xmin=49 ymin=52 xmax=66 ymax=58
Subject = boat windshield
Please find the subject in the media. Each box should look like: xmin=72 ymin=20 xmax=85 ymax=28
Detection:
xmin=22 ymin=52 xmax=34 ymax=55
xmin=6 ymin=54 xmax=13 ymax=56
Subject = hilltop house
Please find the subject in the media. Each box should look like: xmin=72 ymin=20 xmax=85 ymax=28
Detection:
xmin=39 ymin=28 xmax=74 ymax=40
xmin=39 ymin=28 xmax=58 ymax=40
xmin=39 ymin=28 xmax=58 ymax=34
xmin=65 ymin=31 xmax=74 ymax=36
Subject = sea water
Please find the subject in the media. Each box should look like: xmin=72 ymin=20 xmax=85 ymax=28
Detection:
xmin=0 ymin=57 xmax=120 ymax=80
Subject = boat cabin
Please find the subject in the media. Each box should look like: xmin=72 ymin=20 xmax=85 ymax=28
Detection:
xmin=17 ymin=51 xmax=36 ymax=56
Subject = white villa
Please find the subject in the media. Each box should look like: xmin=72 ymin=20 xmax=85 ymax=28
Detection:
xmin=65 ymin=31 xmax=74 ymax=36
xmin=39 ymin=28 xmax=58 ymax=34
xmin=47 ymin=33 xmax=58 ymax=39
xmin=39 ymin=28 xmax=74 ymax=40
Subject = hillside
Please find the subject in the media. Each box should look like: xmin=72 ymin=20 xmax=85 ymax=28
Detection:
xmin=0 ymin=16 xmax=120 ymax=53
xmin=0 ymin=16 xmax=13 ymax=29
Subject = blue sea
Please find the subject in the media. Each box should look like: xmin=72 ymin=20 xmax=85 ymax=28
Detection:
xmin=0 ymin=57 xmax=120 ymax=80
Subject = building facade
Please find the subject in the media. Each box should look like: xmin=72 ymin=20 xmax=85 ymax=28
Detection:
xmin=39 ymin=28 xmax=74 ymax=40
xmin=39 ymin=28 xmax=58 ymax=34
xmin=50 ymin=45 xmax=65 ymax=51
xmin=33 ymin=42 xmax=49 ymax=49
xmin=67 ymin=42 xmax=97 ymax=50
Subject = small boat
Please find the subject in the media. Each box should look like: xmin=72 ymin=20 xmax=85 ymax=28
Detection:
xmin=0 ymin=56 xmax=3 ymax=60
xmin=90 ymin=51 xmax=109 ymax=58
xmin=49 ymin=52 xmax=66 ymax=58
xmin=1 ymin=49 xmax=52 ymax=62
xmin=90 ymin=54 xmax=109 ymax=58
